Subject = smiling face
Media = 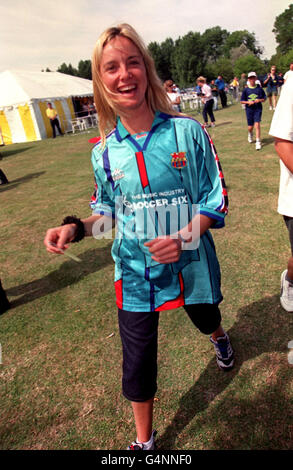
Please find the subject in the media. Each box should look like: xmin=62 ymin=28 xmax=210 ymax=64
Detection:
xmin=100 ymin=35 xmax=148 ymax=115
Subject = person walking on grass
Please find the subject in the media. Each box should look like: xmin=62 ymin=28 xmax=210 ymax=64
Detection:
xmin=44 ymin=23 xmax=234 ymax=451
xmin=269 ymin=75 xmax=293 ymax=312
xmin=240 ymin=71 xmax=266 ymax=151
xmin=263 ymin=65 xmax=279 ymax=111
xmin=197 ymin=76 xmax=216 ymax=128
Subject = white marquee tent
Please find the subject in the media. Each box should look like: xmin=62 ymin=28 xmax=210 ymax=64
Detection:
xmin=0 ymin=70 xmax=94 ymax=144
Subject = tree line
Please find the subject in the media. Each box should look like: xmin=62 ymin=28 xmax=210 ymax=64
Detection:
xmin=48 ymin=5 xmax=293 ymax=88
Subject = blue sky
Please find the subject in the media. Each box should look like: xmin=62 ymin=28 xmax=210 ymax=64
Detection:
xmin=1 ymin=0 xmax=291 ymax=72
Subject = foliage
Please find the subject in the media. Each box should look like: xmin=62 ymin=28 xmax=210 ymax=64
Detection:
xmin=148 ymin=38 xmax=175 ymax=82
xmin=269 ymin=49 xmax=293 ymax=73
xmin=57 ymin=60 xmax=92 ymax=80
xmin=205 ymin=58 xmax=234 ymax=83
xmin=172 ymin=32 xmax=206 ymax=87
xmin=233 ymin=54 xmax=266 ymax=79
xmin=223 ymin=30 xmax=263 ymax=57
xmin=147 ymin=26 xmax=264 ymax=87
xmin=273 ymin=4 xmax=293 ymax=54
xmin=201 ymin=26 xmax=229 ymax=63
xmin=57 ymin=62 xmax=77 ymax=76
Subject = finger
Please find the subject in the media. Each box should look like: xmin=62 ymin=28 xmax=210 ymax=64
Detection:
xmin=152 ymin=254 xmax=180 ymax=263
xmin=144 ymin=239 xmax=158 ymax=247
xmin=146 ymin=238 xmax=172 ymax=253
xmin=56 ymin=226 xmax=76 ymax=250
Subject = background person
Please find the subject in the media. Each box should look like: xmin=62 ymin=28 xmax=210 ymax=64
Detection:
xmin=44 ymin=23 xmax=234 ymax=451
xmin=230 ymin=77 xmax=239 ymax=101
xmin=240 ymin=71 xmax=266 ymax=150
xmin=197 ymin=76 xmax=215 ymax=128
xmin=284 ymin=63 xmax=293 ymax=83
xmin=210 ymin=79 xmax=219 ymax=110
xmin=46 ymin=102 xmax=63 ymax=138
xmin=269 ymin=75 xmax=293 ymax=312
xmin=163 ymin=79 xmax=181 ymax=112
xmin=215 ymin=75 xmax=227 ymax=108
xmin=263 ymin=66 xmax=279 ymax=110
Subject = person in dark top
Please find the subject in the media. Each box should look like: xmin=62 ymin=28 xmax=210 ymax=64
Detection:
xmin=240 ymin=71 xmax=266 ymax=151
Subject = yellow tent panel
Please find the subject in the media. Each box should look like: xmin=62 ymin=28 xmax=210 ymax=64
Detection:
xmin=66 ymin=98 xmax=75 ymax=120
xmin=18 ymin=104 xmax=37 ymax=142
xmin=0 ymin=111 xmax=12 ymax=145
xmin=38 ymin=101 xmax=52 ymax=138
xmin=54 ymin=100 xmax=66 ymax=133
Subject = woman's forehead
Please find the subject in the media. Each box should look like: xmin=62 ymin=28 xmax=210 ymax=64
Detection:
xmin=102 ymin=36 xmax=141 ymax=58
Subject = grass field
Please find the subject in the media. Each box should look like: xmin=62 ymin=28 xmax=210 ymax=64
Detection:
xmin=0 ymin=101 xmax=292 ymax=450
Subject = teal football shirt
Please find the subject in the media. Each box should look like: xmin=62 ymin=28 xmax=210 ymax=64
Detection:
xmin=90 ymin=112 xmax=228 ymax=311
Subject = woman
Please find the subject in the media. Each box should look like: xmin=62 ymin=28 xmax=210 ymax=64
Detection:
xmin=44 ymin=24 xmax=234 ymax=450
xmin=197 ymin=76 xmax=215 ymax=128
xmin=163 ymin=79 xmax=181 ymax=112
xmin=263 ymin=65 xmax=279 ymax=110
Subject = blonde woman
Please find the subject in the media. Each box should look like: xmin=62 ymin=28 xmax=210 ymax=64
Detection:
xmin=44 ymin=24 xmax=234 ymax=450
xmin=197 ymin=76 xmax=215 ymax=128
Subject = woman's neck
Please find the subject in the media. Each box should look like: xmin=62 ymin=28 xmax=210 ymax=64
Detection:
xmin=120 ymin=103 xmax=154 ymax=135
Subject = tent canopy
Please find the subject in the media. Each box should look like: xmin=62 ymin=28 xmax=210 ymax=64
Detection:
xmin=0 ymin=71 xmax=95 ymax=144
xmin=0 ymin=70 xmax=94 ymax=107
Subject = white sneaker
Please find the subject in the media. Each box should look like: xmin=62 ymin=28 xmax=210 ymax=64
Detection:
xmin=248 ymin=133 xmax=253 ymax=143
xmin=280 ymin=270 xmax=293 ymax=312
xmin=269 ymin=106 xmax=273 ymax=111
xmin=255 ymin=141 xmax=261 ymax=150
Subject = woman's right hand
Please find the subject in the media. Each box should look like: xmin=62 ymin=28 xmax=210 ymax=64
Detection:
xmin=44 ymin=224 xmax=77 ymax=254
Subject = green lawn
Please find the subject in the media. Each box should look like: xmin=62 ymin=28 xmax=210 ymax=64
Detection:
xmin=0 ymin=102 xmax=292 ymax=450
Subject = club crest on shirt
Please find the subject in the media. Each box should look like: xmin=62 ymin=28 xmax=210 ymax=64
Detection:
xmin=113 ymin=168 xmax=125 ymax=181
xmin=171 ymin=152 xmax=187 ymax=169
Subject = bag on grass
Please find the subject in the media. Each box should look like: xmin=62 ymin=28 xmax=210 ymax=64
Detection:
xmin=0 ymin=169 xmax=9 ymax=185
xmin=0 ymin=279 xmax=10 ymax=315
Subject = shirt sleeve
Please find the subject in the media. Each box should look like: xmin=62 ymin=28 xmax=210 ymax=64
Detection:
xmin=192 ymin=123 xmax=228 ymax=228
xmin=90 ymin=148 xmax=115 ymax=218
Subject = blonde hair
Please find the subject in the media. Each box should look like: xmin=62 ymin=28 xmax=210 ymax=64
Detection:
xmin=92 ymin=23 xmax=179 ymax=146
xmin=197 ymin=76 xmax=206 ymax=84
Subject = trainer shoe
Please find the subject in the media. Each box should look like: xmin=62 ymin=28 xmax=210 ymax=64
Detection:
xmin=280 ymin=270 xmax=293 ymax=312
xmin=210 ymin=333 xmax=235 ymax=371
xmin=248 ymin=132 xmax=253 ymax=143
xmin=255 ymin=141 xmax=262 ymax=150
xmin=127 ymin=430 xmax=157 ymax=450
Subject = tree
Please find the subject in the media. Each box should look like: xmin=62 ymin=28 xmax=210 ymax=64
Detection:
xmin=201 ymin=26 xmax=229 ymax=63
xmin=77 ymin=60 xmax=92 ymax=80
xmin=233 ymin=54 xmax=266 ymax=78
xmin=172 ymin=31 xmax=204 ymax=87
xmin=148 ymin=38 xmax=175 ymax=81
xmin=229 ymin=44 xmax=250 ymax=65
xmin=205 ymin=58 xmax=234 ymax=83
xmin=224 ymin=30 xmax=263 ymax=57
xmin=57 ymin=62 xmax=77 ymax=76
xmin=273 ymin=4 xmax=293 ymax=54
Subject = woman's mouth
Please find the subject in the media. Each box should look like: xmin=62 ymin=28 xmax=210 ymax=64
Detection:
xmin=118 ymin=84 xmax=137 ymax=94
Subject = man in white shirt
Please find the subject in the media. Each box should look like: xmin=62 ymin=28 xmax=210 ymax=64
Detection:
xmin=284 ymin=63 xmax=293 ymax=82
xmin=269 ymin=74 xmax=293 ymax=311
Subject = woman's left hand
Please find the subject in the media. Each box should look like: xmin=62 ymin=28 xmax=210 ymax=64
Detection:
xmin=144 ymin=236 xmax=182 ymax=263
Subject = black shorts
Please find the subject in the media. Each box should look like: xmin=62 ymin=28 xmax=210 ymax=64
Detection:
xmin=284 ymin=216 xmax=293 ymax=255
xmin=118 ymin=304 xmax=222 ymax=402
